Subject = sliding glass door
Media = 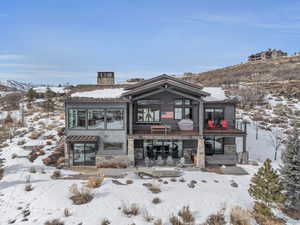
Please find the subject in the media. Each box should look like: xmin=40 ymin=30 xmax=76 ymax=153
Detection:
xmin=72 ymin=143 xmax=96 ymax=166
xmin=204 ymin=136 xmax=224 ymax=155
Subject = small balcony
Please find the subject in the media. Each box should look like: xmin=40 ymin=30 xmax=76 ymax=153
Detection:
xmin=203 ymin=119 xmax=247 ymax=137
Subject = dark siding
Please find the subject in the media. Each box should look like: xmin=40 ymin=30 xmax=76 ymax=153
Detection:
xmin=132 ymin=91 xmax=200 ymax=132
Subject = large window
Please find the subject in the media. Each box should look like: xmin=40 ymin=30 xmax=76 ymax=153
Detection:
xmin=68 ymin=109 xmax=86 ymax=129
xmin=174 ymin=99 xmax=192 ymax=120
xmin=72 ymin=143 xmax=96 ymax=166
xmin=205 ymin=108 xmax=224 ymax=128
xmin=104 ymin=142 xmax=123 ymax=151
xmin=143 ymin=140 xmax=183 ymax=159
xmin=137 ymin=100 xmax=160 ymax=123
xmin=88 ymin=110 xmax=105 ymax=129
xmin=68 ymin=108 xmax=124 ymax=130
xmin=204 ymin=136 xmax=224 ymax=155
xmin=106 ymin=109 xmax=124 ymax=129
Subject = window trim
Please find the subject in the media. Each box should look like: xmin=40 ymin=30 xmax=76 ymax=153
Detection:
xmin=173 ymin=98 xmax=193 ymax=120
xmin=72 ymin=142 xmax=97 ymax=166
xmin=67 ymin=108 xmax=125 ymax=130
xmin=136 ymin=100 xmax=161 ymax=124
xmin=204 ymin=107 xmax=225 ymax=128
xmin=204 ymin=136 xmax=225 ymax=155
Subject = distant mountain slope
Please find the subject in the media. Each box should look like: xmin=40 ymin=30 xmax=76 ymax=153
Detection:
xmin=0 ymin=80 xmax=32 ymax=91
xmin=182 ymin=55 xmax=300 ymax=86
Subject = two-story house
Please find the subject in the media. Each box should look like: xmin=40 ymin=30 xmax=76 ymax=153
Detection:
xmin=64 ymin=74 xmax=247 ymax=168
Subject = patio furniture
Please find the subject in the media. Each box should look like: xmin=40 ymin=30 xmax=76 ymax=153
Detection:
xmin=221 ymin=120 xmax=229 ymax=129
xmin=151 ymin=125 xmax=171 ymax=134
xmin=208 ymin=120 xmax=214 ymax=129
xmin=178 ymin=119 xmax=194 ymax=131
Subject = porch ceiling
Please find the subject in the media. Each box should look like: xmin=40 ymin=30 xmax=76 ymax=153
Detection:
xmin=66 ymin=135 xmax=98 ymax=143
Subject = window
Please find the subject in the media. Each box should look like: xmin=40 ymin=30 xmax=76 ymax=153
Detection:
xmin=204 ymin=136 xmax=224 ymax=155
xmin=174 ymin=98 xmax=192 ymax=120
xmin=106 ymin=109 xmax=124 ymax=129
xmin=205 ymin=108 xmax=224 ymax=128
xmin=88 ymin=110 xmax=105 ymax=129
xmin=69 ymin=108 xmax=124 ymax=130
xmin=137 ymin=100 xmax=160 ymax=123
xmin=143 ymin=140 xmax=183 ymax=160
xmin=104 ymin=142 xmax=123 ymax=151
xmin=68 ymin=109 xmax=86 ymax=129
xmin=72 ymin=143 xmax=96 ymax=166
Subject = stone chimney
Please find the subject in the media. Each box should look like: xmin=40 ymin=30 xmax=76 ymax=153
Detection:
xmin=97 ymin=72 xmax=115 ymax=85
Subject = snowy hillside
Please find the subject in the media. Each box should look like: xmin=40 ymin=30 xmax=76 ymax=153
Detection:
xmin=0 ymin=80 xmax=32 ymax=91
xmin=0 ymin=92 xmax=298 ymax=224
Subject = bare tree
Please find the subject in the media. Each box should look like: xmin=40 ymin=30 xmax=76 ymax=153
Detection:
xmin=268 ymin=128 xmax=284 ymax=161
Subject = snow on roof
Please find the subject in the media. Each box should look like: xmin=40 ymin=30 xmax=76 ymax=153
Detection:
xmin=33 ymin=86 xmax=68 ymax=94
xmin=71 ymin=88 xmax=127 ymax=99
xmin=203 ymin=87 xmax=228 ymax=101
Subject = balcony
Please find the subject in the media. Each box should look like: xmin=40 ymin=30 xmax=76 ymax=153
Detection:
xmin=203 ymin=119 xmax=247 ymax=137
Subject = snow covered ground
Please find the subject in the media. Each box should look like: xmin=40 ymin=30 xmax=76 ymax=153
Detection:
xmin=0 ymin=98 xmax=298 ymax=224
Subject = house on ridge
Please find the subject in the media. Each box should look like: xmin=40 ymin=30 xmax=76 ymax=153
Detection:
xmin=64 ymin=73 xmax=247 ymax=168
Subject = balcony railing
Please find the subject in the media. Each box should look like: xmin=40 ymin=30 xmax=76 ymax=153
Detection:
xmin=204 ymin=119 xmax=246 ymax=132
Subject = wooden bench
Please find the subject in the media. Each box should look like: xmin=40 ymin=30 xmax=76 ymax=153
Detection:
xmin=151 ymin=125 xmax=171 ymax=135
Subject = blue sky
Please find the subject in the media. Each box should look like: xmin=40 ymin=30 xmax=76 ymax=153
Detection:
xmin=0 ymin=0 xmax=300 ymax=85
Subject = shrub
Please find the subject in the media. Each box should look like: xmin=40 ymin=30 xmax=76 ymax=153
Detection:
xmin=203 ymin=210 xmax=226 ymax=225
xmin=142 ymin=209 xmax=154 ymax=222
xmin=121 ymin=202 xmax=140 ymax=217
xmin=163 ymin=181 xmax=168 ymax=184
xmin=170 ymin=178 xmax=177 ymax=182
xmin=253 ymin=201 xmax=273 ymax=218
xmin=179 ymin=178 xmax=186 ymax=183
xmin=0 ymin=168 xmax=4 ymax=180
xmin=147 ymin=182 xmax=161 ymax=194
xmin=230 ymin=206 xmax=251 ymax=225
xmin=169 ymin=215 xmax=184 ymax=225
xmin=17 ymin=140 xmax=26 ymax=145
xmin=11 ymin=153 xmax=18 ymax=159
xmin=46 ymin=141 xmax=52 ymax=145
xmin=25 ymin=184 xmax=33 ymax=192
xmin=178 ymin=206 xmax=195 ymax=224
xmin=44 ymin=219 xmax=64 ymax=225
xmin=29 ymin=167 xmax=36 ymax=173
xmin=101 ymin=218 xmax=111 ymax=225
xmin=126 ymin=180 xmax=133 ymax=185
xmin=153 ymin=218 xmax=163 ymax=225
xmin=152 ymin=197 xmax=162 ymax=204
xmin=86 ymin=176 xmax=104 ymax=188
xmin=64 ymin=208 xmax=71 ymax=217
xmin=69 ymin=184 xmax=93 ymax=205
xmin=51 ymin=170 xmax=61 ymax=178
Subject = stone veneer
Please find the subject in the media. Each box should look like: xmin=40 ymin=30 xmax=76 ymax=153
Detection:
xmin=195 ymin=137 xmax=205 ymax=168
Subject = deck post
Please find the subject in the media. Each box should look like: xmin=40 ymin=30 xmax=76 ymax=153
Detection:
xmin=195 ymin=136 xmax=205 ymax=168
xmin=129 ymin=101 xmax=133 ymax=135
xmin=199 ymin=100 xmax=204 ymax=135
xmin=127 ymin=137 xmax=135 ymax=166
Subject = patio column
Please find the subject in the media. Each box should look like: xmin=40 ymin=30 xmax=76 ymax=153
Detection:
xmin=129 ymin=101 xmax=133 ymax=135
xmin=198 ymin=100 xmax=204 ymax=135
xmin=128 ymin=137 xmax=135 ymax=166
xmin=195 ymin=136 xmax=205 ymax=168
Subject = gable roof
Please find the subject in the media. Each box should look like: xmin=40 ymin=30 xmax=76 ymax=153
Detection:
xmin=125 ymin=74 xmax=204 ymax=91
xmin=123 ymin=74 xmax=209 ymax=98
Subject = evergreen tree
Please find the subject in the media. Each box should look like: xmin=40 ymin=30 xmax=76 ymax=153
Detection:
xmin=249 ymin=159 xmax=285 ymax=208
xmin=44 ymin=87 xmax=56 ymax=99
xmin=27 ymin=88 xmax=37 ymax=103
xmin=43 ymin=87 xmax=55 ymax=116
xmin=281 ymin=126 xmax=300 ymax=210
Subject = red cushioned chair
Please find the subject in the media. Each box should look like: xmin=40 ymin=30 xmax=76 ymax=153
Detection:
xmin=208 ymin=120 xmax=214 ymax=129
xmin=221 ymin=120 xmax=228 ymax=129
